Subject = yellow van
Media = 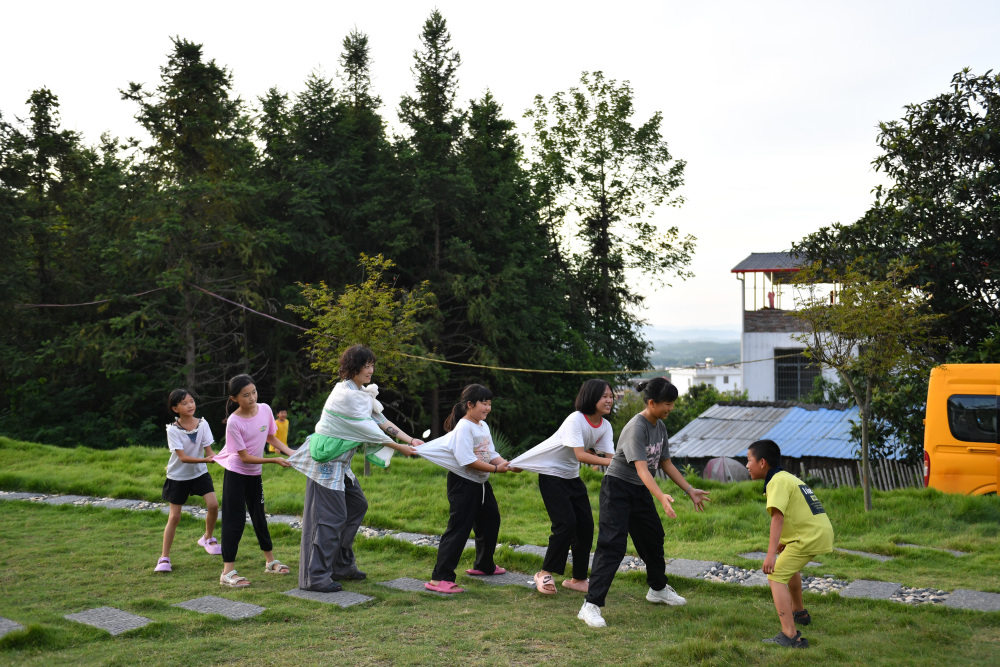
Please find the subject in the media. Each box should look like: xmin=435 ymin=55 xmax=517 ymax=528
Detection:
xmin=923 ymin=364 xmax=999 ymax=495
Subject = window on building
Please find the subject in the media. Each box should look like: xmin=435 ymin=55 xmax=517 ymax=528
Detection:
xmin=723 ymin=376 xmax=729 ymax=383
xmin=773 ymin=348 xmax=821 ymax=401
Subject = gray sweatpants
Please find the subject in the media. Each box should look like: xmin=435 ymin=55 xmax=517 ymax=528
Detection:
xmin=298 ymin=476 xmax=368 ymax=590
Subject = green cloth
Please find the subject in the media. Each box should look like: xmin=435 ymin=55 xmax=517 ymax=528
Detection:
xmin=309 ymin=433 xmax=362 ymax=463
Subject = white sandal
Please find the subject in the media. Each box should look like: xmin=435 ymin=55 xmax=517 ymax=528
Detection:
xmin=220 ymin=570 xmax=250 ymax=587
xmin=264 ymin=559 xmax=290 ymax=574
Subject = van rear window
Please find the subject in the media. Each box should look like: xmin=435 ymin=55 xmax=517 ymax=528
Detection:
xmin=946 ymin=395 xmax=999 ymax=444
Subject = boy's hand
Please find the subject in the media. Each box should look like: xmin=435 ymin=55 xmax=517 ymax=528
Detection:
xmin=762 ymin=553 xmax=776 ymax=574
xmin=275 ymin=458 xmax=292 ymax=468
xmin=659 ymin=494 xmax=676 ymax=519
xmin=411 ymin=439 xmax=425 ymax=447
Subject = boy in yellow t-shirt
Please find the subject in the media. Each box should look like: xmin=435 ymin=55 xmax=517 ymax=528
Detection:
xmin=747 ymin=439 xmax=834 ymax=649
xmin=270 ymin=408 xmax=289 ymax=453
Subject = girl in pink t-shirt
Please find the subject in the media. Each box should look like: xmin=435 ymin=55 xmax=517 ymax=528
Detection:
xmin=217 ymin=374 xmax=295 ymax=588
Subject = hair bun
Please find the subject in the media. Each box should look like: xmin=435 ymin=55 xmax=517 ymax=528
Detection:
xmin=636 ymin=381 xmax=649 ymax=392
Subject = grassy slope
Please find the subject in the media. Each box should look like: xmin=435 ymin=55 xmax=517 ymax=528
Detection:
xmin=1 ymin=436 xmax=999 ymax=592
xmin=1 ymin=503 xmax=998 ymax=666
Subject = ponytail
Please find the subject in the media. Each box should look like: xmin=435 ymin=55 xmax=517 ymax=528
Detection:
xmin=226 ymin=374 xmax=255 ymax=415
xmin=636 ymin=377 xmax=678 ymax=404
xmin=443 ymin=383 xmax=493 ymax=432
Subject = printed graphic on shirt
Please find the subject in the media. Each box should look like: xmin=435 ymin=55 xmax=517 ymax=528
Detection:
xmin=645 ymin=439 xmax=664 ymax=474
xmin=473 ymin=434 xmax=492 ymax=464
xmin=259 ymin=425 xmax=266 ymax=432
xmin=798 ymin=484 xmax=827 ymax=515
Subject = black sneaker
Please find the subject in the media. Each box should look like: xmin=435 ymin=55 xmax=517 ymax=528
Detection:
xmin=793 ymin=609 xmax=811 ymax=626
xmin=304 ymin=581 xmax=343 ymax=593
xmin=762 ymin=630 xmax=809 ymax=648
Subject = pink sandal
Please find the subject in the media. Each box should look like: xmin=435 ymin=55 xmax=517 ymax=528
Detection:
xmin=465 ymin=566 xmax=506 ymax=576
xmin=154 ymin=557 xmax=172 ymax=572
xmin=425 ymin=580 xmax=465 ymax=594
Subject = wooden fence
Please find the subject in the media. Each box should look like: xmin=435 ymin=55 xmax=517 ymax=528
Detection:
xmin=800 ymin=460 xmax=924 ymax=490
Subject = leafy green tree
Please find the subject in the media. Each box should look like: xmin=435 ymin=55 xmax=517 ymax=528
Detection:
xmin=794 ymin=68 xmax=1000 ymax=462
xmin=289 ymin=254 xmax=437 ymax=388
xmin=526 ymin=72 xmax=695 ymax=370
xmin=791 ymin=262 xmax=942 ymax=511
xmin=795 ymin=68 xmax=1000 ymax=351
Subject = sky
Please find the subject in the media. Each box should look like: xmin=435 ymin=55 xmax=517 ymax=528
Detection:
xmin=4 ymin=0 xmax=999 ymax=336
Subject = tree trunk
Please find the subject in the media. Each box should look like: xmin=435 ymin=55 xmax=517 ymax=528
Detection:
xmin=861 ymin=381 xmax=873 ymax=511
xmin=184 ymin=290 xmax=197 ymax=391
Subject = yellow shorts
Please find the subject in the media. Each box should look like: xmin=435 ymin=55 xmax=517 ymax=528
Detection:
xmin=767 ymin=543 xmax=817 ymax=584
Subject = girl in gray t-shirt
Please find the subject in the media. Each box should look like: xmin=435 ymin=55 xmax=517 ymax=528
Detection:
xmin=577 ymin=378 xmax=711 ymax=629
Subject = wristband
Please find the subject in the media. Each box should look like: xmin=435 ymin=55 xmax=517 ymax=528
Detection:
xmin=494 ymin=464 xmax=498 ymax=473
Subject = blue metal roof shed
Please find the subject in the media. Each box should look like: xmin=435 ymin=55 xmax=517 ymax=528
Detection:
xmin=668 ymin=403 xmax=899 ymax=460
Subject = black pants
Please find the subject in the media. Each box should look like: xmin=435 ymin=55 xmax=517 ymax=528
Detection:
xmin=539 ymin=474 xmax=594 ymax=580
xmin=299 ymin=476 xmax=368 ymax=590
xmin=221 ymin=469 xmax=273 ymax=563
xmin=585 ymin=474 xmax=668 ymax=607
xmin=431 ymin=472 xmax=501 ymax=582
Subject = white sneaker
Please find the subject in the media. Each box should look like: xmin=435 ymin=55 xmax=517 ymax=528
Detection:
xmin=578 ymin=601 xmax=607 ymax=628
xmin=646 ymin=584 xmax=687 ymax=606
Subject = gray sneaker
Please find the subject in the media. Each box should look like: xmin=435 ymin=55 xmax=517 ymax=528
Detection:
xmin=577 ymin=601 xmax=607 ymax=628
xmin=762 ymin=630 xmax=809 ymax=648
xmin=646 ymin=584 xmax=687 ymax=606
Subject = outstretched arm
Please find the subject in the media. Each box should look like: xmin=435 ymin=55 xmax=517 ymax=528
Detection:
xmin=659 ymin=458 xmax=710 ymax=511
xmin=635 ymin=461 xmax=676 ymax=518
xmin=378 ymin=419 xmax=423 ymax=456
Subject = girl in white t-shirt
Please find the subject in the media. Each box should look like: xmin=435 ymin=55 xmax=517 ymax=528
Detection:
xmin=424 ymin=384 xmax=518 ymax=594
xmin=155 ymin=389 xmax=220 ymax=573
xmin=511 ymin=379 xmax=615 ymax=594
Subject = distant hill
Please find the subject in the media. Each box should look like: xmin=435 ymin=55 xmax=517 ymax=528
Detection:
xmin=648 ymin=339 xmax=740 ymax=369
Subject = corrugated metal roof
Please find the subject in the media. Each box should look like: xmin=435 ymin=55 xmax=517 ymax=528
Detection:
xmin=761 ymin=406 xmax=860 ymax=458
xmin=668 ymin=403 xmax=901 ymax=460
xmin=670 ymin=404 xmax=790 ymax=458
xmin=731 ymin=252 xmax=805 ymax=273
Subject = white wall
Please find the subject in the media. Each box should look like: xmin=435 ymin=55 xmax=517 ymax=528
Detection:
xmin=740 ymin=332 xmax=837 ymax=401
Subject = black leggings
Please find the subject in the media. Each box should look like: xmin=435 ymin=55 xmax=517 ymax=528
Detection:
xmin=221 ymin=469 xmax=273 ymax=563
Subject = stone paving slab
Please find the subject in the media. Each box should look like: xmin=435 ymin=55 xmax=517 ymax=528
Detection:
xmin=897 ymin=543 xmax=968 ymax=557
xmin=89 ymin=498 xmax=144 ymax=510
xmin=391 ymin=532 xmax=434 ymax=544
xmin=839 ymin=579 xmax=902 ymax=599
xmin=664 ymin=559 xmax=720 ymax=579
xmin=513 ymin=544 xmax=548 ymax=558
xmin=944 ymin=589 xmax=1000 ymax=612
xmin=0 ymin=492 xmax=36 ymax=501
xmin=835 ymin=548 xmax=893 ymax=562
xmin=283 ymin=589 xmax=375 ymax=607
xmin=0 ymin=616 xmax=25 ymax=639
xmin=379 ymin=577 xmax=451 ymax=597
xmin=464 ymin=571 xmax=534 ymax=588
xmin=64 ymin=607 xmax=153 ymax=635
xmin=40 ymin=495 xmax=90 ymax=506
xmin=739 ymin=571 xmax=770 ymax=588
xmin=739 ymin=551 xmax=822 ymax=567
xmin=174 ymin=596 xmax=265 ymax=619
xmin=267 ymin=514 xmax=300 ymax=526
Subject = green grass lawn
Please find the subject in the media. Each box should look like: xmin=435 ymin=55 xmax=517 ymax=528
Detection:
xmin=2 ymin=436 xmax=998 ymax=593
xmin=1 ymin=502 xmax=998 ymax=666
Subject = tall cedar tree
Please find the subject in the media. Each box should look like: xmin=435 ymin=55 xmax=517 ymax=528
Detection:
xmin=394 ymin=10 xmax=473 ymax=435
xmin=121 ymin=38 xmax=272 ymax=403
